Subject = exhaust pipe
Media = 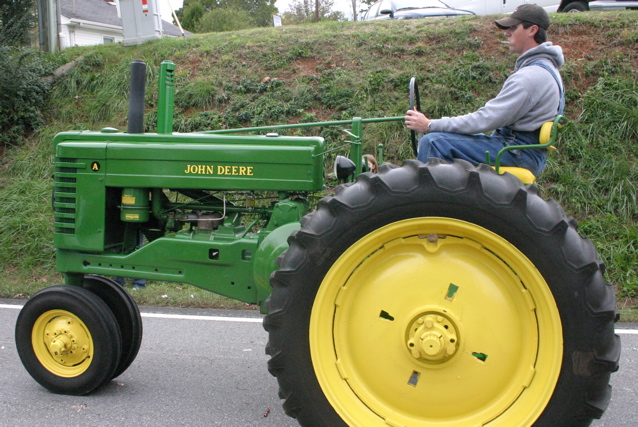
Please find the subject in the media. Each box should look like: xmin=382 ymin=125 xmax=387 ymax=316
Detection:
xmin=128 ymin=60 xmax=146 ymax=134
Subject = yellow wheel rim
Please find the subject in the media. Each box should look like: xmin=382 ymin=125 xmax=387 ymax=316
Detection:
xmin=32 ymin=310 xmax=94 ymax=377
xmin=310 ymin=217 xmax=562 ymax=426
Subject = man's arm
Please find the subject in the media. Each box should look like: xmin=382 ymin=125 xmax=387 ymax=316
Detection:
xmin=432 ymin=79 xmax=533 ymax=134
xmin=405 ymin=71 xmax=538 ymax=135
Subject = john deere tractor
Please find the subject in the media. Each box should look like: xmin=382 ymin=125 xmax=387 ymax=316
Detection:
xmin=15 ymin=60 xmax=620 ymax=426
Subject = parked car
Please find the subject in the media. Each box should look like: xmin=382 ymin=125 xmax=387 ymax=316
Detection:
xmin=362 ymin=0 xmax=475 ymax=20
xmin=444 ymin=0 xmax=637 ymax=15
xmin=577 ymin=0 xmax=638 ymax=11
xmin=444 ymin=0 xmax=559 ymax=15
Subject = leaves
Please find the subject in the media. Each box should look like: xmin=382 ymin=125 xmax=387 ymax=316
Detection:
xmin=0 ymin=47 xmax=52 ymax=148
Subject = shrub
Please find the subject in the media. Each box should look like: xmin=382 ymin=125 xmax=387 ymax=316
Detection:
xmin=0 ymin=47 xmax=52 ymax=148
xmin=198 ymin=8 xmax=253 ymax=33
xmin=0 ymin=0 xmax=34 ymax=47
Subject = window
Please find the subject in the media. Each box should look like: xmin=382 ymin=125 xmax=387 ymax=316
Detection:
xmin=103 ymin=36 xmax=115 ymax=44
xmin=365 ymin=1 xmax=382 ymax=19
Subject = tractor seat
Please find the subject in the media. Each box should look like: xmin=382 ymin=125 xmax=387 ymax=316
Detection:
xmin=495 ymin=166 xmax=538 ymax=184
xmin=491 ymin=116 xmax=567 ymax=185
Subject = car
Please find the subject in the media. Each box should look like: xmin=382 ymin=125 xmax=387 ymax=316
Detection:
xmin=443 ymin=0 xmax=637 ymax=15
xmin=362 ymin=0 xmax=475 ymax=20
xmin=444 ymin=0 xmax=560 ymax=15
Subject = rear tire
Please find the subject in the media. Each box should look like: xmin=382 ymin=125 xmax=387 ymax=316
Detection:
xmin=563 ymin=1 xmax=589 ymax=12
xmin=264 ymin=159 xmax=620 ymax=426
xmin=15 ymin=285 xmax=122 ymax=395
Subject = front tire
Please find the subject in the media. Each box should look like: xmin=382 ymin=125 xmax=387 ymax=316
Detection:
xmin=15 ymin=285 xmax=122 ymax=395
xmin=264 ymin=160 xmax=620 ymax=426
xmin=83 ymin=275 xmax=143 ymax=379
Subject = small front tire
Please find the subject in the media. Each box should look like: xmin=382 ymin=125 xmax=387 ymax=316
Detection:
xmin=15 ymin=285 xmax=122 ymax=395
xmin=83 ymin=275 xmax=143 ymax=379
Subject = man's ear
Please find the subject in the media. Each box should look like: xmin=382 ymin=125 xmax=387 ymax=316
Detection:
xmin=529 ymin=24 xmax=539 ymax=37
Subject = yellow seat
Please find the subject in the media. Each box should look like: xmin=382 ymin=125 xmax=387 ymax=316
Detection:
xmin=494 ymin=166 xmax=538 ymax=184
xmin=491 ymin=115 xmax=567 ymax=184
xmin=539 ymin=120 xmax=559 ymax=151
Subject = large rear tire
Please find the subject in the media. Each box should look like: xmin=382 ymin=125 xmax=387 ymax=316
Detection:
xmin=264 ymin=160 xmax=620 ymax=426
xmin=15 ymin=285 xmax=122 ymax=395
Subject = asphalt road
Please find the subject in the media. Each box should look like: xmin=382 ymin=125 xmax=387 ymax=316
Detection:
xmin=1 ymin=300 xmax=636 ymax=426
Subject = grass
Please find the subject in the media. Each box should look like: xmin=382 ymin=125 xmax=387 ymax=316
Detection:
xmin=0 ymin=269 xmax=254 ymax=311
xmin=109 ymin=280 xmax=257 ymax=310
xmin=618 ymin=305 xmax=638 ymax=323
xmin=1 ymin=12 xmax=637 ymax=320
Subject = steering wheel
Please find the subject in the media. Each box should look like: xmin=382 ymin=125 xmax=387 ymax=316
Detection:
xmin=409 ymin=77 xmax=422 ymax=157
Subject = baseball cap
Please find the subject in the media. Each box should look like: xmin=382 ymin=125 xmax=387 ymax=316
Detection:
xmin=495 ymin=4 xmax=551 ymax=30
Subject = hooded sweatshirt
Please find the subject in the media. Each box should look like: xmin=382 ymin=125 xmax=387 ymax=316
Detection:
xmin=430 ymin=42 xmax=565 ymax=135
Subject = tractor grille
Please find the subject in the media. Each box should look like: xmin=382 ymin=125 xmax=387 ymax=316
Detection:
xmin=53 ymin=157 xmax=80 ymax=235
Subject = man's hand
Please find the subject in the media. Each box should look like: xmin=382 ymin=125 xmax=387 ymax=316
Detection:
xmin=405 ymin=109 xmax=431 ymax=133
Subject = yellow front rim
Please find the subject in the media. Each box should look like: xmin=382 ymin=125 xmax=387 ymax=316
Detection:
xmin=310 ymin=217 xmax=562 ymax=426
xmin=32 ymin=310 xmax=94 ymax=377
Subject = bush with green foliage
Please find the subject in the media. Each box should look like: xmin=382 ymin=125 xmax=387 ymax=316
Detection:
xmin=0 ymin=47 xmax=52 ymax=148
xmin=198 ymin=8 xmax=253 ymax=33
xmin=180 ymin=0 xmax=206 ymax=31
xmin=177 ymin=0 xmax=278 ymax=32
xmin=0 ymin=0 xmax=34 ymax=46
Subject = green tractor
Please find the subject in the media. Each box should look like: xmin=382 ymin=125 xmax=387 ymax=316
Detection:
xmin=15 ymin=60 xmax=620 ymax=426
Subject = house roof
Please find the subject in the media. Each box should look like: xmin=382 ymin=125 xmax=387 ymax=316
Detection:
xmin=60 ymin=0 xmax=190 ymax=37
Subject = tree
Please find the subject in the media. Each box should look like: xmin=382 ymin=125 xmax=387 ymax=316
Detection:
xmin=198 ymin=8 xmax=252 ymax=32
xmin=180 ymin=1 xmax=206 ymax=32
xmin=283 ymin=0 xmax=345 ymax=24
xmin=0 ymin=0 xmax=35 ymax=46
xmin=222 ymin=0 xmax=277 ymax=28
xmin=359 ymin=0 xmax=376 ymax=7
xmin=176 ymin=0 xmax=277 ymax=32
xmin=350 ymin=0 xmax=360 ymax=21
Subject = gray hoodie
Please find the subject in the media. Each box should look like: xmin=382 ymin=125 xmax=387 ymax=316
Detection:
xmin=430 ymin=42 xmax=565 ymax=134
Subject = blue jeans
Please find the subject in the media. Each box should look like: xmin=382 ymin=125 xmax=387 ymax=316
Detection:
xmin=114 ymin=276 xmax=146 ymax=289
xmin=417 ymin=127 xmax=547 ymax=176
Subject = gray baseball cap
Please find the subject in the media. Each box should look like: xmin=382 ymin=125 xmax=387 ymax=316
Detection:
xmin=495 ymin=4 xmax=551 ymax=30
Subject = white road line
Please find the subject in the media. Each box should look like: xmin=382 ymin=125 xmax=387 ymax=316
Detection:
xmin=141 ymin=312 xmax=262 ymax=323
xmin=2 ymin=304 xmax=637 ymax=330
xmin=1 ymin=304 xmax=261 ymax=323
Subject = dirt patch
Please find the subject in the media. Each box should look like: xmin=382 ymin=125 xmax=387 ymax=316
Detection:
xmin=295 ymin=57 xmax=321 ymax=75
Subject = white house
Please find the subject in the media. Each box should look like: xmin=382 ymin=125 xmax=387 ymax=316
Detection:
xmin=59 ymin=0 xmax=187 ymax=49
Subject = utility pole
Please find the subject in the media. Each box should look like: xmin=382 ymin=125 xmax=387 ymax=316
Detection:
xmin=36 ymin=0 xmax=59 ymax=52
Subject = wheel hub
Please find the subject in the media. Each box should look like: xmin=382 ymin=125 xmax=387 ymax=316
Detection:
xmin=43 ymin=316 xmax=90 ymax=366
xmin=407 ymin=312 xmax=458 ymax=363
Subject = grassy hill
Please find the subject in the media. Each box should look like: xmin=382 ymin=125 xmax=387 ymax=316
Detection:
xmin=0 ymin=12 xmax=636 ymax=315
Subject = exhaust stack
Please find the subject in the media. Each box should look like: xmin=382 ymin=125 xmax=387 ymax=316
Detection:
xmin=128 ymin=60 xmax=146 ymax=134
